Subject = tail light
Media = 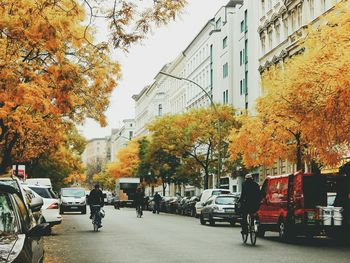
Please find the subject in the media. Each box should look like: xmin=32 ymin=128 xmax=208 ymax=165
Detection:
xmin=48 ymin=203 xmax=58 ymax=209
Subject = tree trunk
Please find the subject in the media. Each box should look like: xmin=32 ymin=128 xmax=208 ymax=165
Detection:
xmin=204 ymin=168 xmax=209 ymax=190
xmin=295 ymin=132 xmax=303 ymax=171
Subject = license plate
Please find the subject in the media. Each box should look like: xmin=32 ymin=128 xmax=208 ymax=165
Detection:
xmin=225 ymin=209 xmax=235 ymax=213
xmin=70 ymin=206 xmax=78 ymax=209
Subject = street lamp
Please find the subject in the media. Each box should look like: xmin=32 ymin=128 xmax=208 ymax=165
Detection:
xmin=159 ymin=71 xmax=222 ymax=189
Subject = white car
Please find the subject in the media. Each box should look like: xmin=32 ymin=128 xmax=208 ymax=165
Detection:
xmin=22 ymin=184 xmax=62 ymax=227
xmin=195 ymin=189 xmax=232 ymax=217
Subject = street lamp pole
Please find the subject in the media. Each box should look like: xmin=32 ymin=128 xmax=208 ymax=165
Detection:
xmin=159 ymin=71 xmax=222 ymax=189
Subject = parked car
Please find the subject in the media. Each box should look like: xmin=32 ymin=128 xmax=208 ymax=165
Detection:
xmin=168 ymin=196 xmax=182 ymax=214
xmin=0 ymin=177 xmax=30 ymax=209
xmin=195 ymin=189 xmax=232 ymax=217
xmin=200 ymin=194 xmax=241 ymax=226
xmin=59 ymin=187 xmax=87 ymax=214
xmin=183 ymin=196 xmax=200 ymax=217
xmin=257 ymin=171 xmax=350 ymax=241
xmin=25 ymin=178 xmax=52 ymax=187
xmin=178 ymin=197 xmax=190 ymax=215
xmin=22 ymin=184 xmax=62 ymax=228
xmin=161 ymin=196 xmax=177 ymax=213
xmin=0 ymin=184 xmax=49 ymax=263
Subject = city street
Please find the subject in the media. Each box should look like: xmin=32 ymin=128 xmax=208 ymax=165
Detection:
xmin=44 ymin=207 xmax=350 ymax=263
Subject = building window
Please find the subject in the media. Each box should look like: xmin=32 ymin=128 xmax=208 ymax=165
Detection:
xmin=223 ymin=90 xmax=229 ymax=104
xmin=245 ymin=39 xmax=248 ymax=63
xmin=245 ymin=71 xmax=248 ymax=94
xmin=223 ymin=36 xmax=227 ymax=49
xmin=240 ymin=50 xmax=243 ymax=65
xmin=261 ymin=34 xmax=266 ymax=54
xmin=244 ymin=10 xmax=248 ymax=32
xmin=275 ymin=23 xmax=280 ymax=45
xmin=216 ymin=18 xmax=222 ymax=30
xmin=129 ymin=131 xmax=133 ymax=139
xmin=268 ymin=0 xmax=272 ymax=10
xmin=210 ymin=45 xmax=213 ymax=64
xmin=261 ymin=0 xmax=265 ymax=14
xmin=321 ymin=0 xmax=326 ymax=12
xmin=158 ymin=104 xmax=162 ymax=116
xmin=268 ymin=28 xmax=273 ymax=50
xmin=297 ymin=6 xmax=302 ymax=28
xmin=283 ymin=18 xmax=288 ymax=38
xmin=309 ymin=0 xmax=315 ymax=18
xmin=240 ymin=80 xmax=243 ymax=95
xmin=223 ymin=63 xmax=228 ymax=78
xmin=240 ymin=20 xmax=244 ymax=33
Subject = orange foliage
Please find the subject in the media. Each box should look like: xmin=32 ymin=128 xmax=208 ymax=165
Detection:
xmin=64 ymin=173 xmax=86 ymax=185
xmin=230 ymin=1 xmax=350 ymax=168
xmin=107 ymin=140 xmax=140 ymax=179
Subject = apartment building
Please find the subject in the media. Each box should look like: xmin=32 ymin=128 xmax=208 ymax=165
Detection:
xmin=257 ymin=0 xmax=338 ymax=183
xmin=111 ymin=119 xmax=135 ymax=162
xmin=82 ymin=138 xmax=109 ymax=166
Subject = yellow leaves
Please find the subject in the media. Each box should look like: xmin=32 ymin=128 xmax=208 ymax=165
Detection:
xmin=107 ymin=140 xmax=140 ymax=179
xmin=64 ymin=172 xmax=86 ymax=185
xmin=232 ymin=2 xmax=350 ymax=169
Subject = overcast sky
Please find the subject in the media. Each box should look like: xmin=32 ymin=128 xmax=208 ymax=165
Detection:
xmin=80 ymin=0 xmax=229 ymax=140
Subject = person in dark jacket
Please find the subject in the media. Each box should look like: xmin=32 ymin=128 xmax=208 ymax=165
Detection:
xmin=153 ymin=192 xmax=162 ymax=214
xmin=134 ymin=187 xmax=145 ymax=216
xmin=88 ymin=184 xmax=104 ymax=220
xmin=239 ymin=174 xmax=261 ymax=234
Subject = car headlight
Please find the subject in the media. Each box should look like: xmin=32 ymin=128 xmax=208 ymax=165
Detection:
xmin=80 ymin=201 xmax=86 ymax=204
xmin=213 ymin=206 xmax=219 ymax=211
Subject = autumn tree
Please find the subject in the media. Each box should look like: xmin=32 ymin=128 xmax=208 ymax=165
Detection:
xmin=26 ymin=126 xmax=87 ymax=191
xmin=230 ymin=1 xmax=350 ymax=170
xmin=107 ymin=139 xmax=140 ymax=178
xmin=148 ymin=105 xmax=240 ymax=189
xmin=93 ymin=171 xmax=116 ymax=191
xmin=0 ymin=0 xmax=186 ymax=173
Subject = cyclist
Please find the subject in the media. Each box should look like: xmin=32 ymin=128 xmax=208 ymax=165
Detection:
xmin=88 ymin=184 xmax=104 ymax=227
xmin=134 ymin=187 xmax=145 ymax=217
xmin=239 ymin=174 xmax=261 ymax=235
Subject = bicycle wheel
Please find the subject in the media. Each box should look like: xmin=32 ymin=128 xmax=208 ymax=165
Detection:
xmin=250 ymin=220 xmax=257 ymax=245
xmin=241 ymin=214 xmax=249 ymax=244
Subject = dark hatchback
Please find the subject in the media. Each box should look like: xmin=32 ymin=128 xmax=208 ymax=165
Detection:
xmin=0 ymin=184 xmax=49 ymax=263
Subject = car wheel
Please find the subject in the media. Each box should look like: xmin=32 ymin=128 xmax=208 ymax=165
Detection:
xmin=200 ymin=214 xmax=206 ymax=225
xmin=81 ymin=207 xmax=87 ymax=214
xmin=209 ymin=214 xmax=215 ymax=226
xmin=257 ymin=226 xmax=265 ymax=238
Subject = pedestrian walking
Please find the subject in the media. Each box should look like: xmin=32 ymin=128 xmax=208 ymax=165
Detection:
xmin=153 ymin=192 xmax=162 ymax=214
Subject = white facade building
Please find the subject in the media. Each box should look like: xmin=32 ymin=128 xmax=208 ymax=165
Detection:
xmin=111 ymin=119 xmax=135 ymax=162
xmin=82 ymin=138 xmax=108 ymax=166
xmin=258 ymin=0 xmax=337 ymax=73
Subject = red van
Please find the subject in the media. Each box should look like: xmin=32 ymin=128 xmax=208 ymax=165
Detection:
xmin=257 ymin=171 xmax=350 ymax=241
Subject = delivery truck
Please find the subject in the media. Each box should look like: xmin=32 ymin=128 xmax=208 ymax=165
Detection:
xmin=115 ymin=177 xmax=140 ymax=207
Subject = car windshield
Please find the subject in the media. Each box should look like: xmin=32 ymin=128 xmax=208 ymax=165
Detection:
xmin=61 ymin=189 xmax=85 ymax=198
xmin=29 ymin=186 xmax=56 ymax=199
xmin=0 ymin=193 xmax=18 ymax=236
xmin=215 ymin=197 xmax=237 ymax=205
xmin=212 ymin=190 xmax=231 ymax=196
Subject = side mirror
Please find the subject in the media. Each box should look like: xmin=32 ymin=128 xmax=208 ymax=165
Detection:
xmin=30 ymin=197 xmax=44 ymax=212
xmin=27 ymin=223 xmax=50 ymax=237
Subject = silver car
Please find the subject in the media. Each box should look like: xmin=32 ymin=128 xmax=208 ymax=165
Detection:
xmin=200 ymin=194 xmax=241 ymax=226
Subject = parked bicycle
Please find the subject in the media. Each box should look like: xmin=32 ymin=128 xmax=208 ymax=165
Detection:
xmin=241 ymin=213 xmax=258 ymax=245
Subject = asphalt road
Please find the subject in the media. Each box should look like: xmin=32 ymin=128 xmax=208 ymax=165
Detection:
xmin=44 ymin=206 xmax=350 ymax=263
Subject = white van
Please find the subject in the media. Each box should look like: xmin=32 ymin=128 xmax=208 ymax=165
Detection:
xmin=25 ymin=178 xmax=52 ymax=187
xmin=195 ymin=189 xmax=232 ymax=217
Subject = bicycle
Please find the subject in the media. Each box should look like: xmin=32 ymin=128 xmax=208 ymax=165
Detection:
xmin=241 ymin=213 xmax=258 ymax=245
xmin=91 ymin=205 xmax=102 ymax=231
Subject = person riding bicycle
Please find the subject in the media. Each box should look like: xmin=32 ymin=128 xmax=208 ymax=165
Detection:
xmin=88 ymin=184 xmax=104 ymax=227
xmin=134 ymin=187 xmax=145 ymax=216
xmin=239 ymin=174 xmax=261 ymax=235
